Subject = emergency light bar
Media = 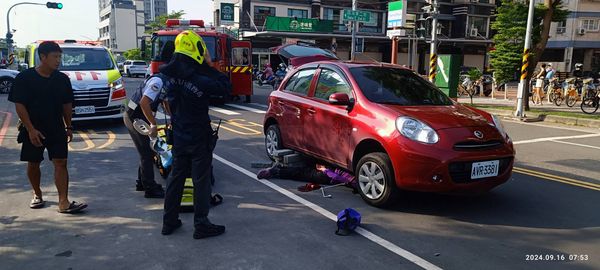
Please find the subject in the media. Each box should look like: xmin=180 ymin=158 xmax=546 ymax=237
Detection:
xmin=166 ymin=19 xmax=205 ymax=28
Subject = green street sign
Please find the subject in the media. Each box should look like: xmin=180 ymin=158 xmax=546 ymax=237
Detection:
xmin=343 ymin=10 xmax=370 ymax=22
xmin=220 ymin=3 xmax=234 ymax=23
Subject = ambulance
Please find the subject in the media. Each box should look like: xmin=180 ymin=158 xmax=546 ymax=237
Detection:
xmin=25 ymin=40 xmax=126 ymax=121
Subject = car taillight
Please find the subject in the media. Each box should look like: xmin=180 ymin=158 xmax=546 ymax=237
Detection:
xmin=111 ymin=88 xmax=126 ymax=100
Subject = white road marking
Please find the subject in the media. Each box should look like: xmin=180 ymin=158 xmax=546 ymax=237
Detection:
xmin=550 ymin=140 xmax=600 ymax=150
xmin=213 ymin=154 xmax=443 ymax=270
xmin=209 ymin=107 xmax=241 ymax=116
xmin=250 ymin=103 xmax=269 ymax=109
xmin=513 ymin=133 xmax=600 ymax=145
xmin=225 ymin=104 xmax=267 ymax=114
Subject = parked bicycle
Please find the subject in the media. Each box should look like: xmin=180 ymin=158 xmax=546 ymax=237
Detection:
xmin=580 ymin=80 xmax=599 ymax=114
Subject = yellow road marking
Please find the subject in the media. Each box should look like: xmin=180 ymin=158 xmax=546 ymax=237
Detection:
xmin=88 ymin=129 xmax=116 ymax=149
xmin=513 ymin=167 xmax=600 ymax=191
xmin=211 ymin=119 xmax=263 ymax=136
xmin=68 ymin=131 xmax=95 ymax=151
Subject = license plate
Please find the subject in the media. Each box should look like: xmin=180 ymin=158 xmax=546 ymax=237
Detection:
xmin=75 ymin=106 xmax=95 ymax=114
xmin=471 ymin=160 xmax=499 ymax=179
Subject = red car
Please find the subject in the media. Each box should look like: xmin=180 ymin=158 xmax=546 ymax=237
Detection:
xmin=263 ymin=45 xmax=515 ymax=207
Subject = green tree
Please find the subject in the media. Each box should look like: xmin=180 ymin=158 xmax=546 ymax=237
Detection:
xmin=145 ymin=10 xmax=186 ymax=34
xmin=123 ymin=48 xmax=143 ymax=60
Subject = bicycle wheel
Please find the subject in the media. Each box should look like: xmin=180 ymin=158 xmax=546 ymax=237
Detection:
xmin=580 ymin=97 xmax=599 ymax=114
xmin=554 ymin=95 xmax=563 ymax=106
xmin=566 ymin=95 xmax=577 ymax=107
xmin=548 ymin=91 xmax=556 ymax=103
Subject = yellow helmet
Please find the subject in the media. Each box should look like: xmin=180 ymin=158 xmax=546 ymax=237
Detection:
xmin=174 ymin=30 xmax=207 ymax=65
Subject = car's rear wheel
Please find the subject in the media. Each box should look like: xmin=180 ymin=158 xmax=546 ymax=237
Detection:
xmin=0 ymin=78 xmax=13 ymax=94
xmin=356 ymin=152 xmax=399 ymax=207
xmin=265 ymin=124 xmax=282 ymax=160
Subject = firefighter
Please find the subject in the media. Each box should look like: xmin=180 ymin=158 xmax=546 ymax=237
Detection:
xmin=122 ymin=41 xmax=175 ymax=199
xmin=159 ymin=31 xmax=231 ymax=239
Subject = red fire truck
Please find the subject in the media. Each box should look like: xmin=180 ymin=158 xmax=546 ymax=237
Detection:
xmin=143 ymin=19 xmax=253 ymax=102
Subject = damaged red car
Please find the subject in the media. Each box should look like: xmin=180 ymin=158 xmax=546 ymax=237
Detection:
xmin=263 ymin=45 xmax=515 ymax=207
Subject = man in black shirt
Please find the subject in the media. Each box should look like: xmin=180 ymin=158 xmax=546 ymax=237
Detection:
xmin=8 ymin=41 xmax=87 ymax=214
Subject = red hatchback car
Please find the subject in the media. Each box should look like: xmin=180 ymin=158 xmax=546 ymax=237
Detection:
xmin=263 ymin=46 xmax=515 ymax=207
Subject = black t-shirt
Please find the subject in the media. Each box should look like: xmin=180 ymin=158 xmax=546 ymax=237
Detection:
xmin=8 ymin=68 xmax=74 ymax=143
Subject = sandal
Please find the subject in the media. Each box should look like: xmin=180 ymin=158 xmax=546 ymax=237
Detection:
xmin=210 ymin=193 xmax=223 ymax=206
xmin=29 ymin=196 xmax=45 ymax=209
xmin=58 ymin=201 xmax=88 ymax=214
xmin=297 ymin=183 xmax=321 ymax=192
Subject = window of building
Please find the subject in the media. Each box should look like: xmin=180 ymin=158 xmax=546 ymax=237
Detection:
xmin=288 ymin=9 xmax=308 ymax=18
xmin=556 ymin=20 xmax=566 ymax=34
xmin=468 ymin=16 xmax=488 ymax=37
xmin=581 ymin=19 xmax=599 ymax=32
xmin=254 ymin=6 xmax=276 ymax=26
xmin=323 ymin=8 xmax=346 ymax=31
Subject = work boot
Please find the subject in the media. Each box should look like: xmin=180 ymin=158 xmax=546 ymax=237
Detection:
xmin=144 ymin=185 xmax=165 ymax=198
xmin=161 ymin=219 xmax=182 ymax=235
xmin=193 ymin=222 xmax=226 ymax=239
xmin=135 ymin=180 xmax=144 ymax=191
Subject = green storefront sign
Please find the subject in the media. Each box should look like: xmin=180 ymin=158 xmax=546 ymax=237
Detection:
xmin=265 ymin=16 xmax=333 ymax=33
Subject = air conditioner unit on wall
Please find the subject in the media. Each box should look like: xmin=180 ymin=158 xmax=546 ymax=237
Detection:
xmin=470 ymin=28 xmax=479 ymax=37
xmin=577 ymin=28 xmax=586 ymax=35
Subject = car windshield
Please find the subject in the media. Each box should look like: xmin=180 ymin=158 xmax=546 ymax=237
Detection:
xmin=152 ymin=35 xmax=217 ymax=62
xmin=350 ymin=67 xmax=453 ymax=106
xmin=36 ymin=47 xmax=115 ymax=71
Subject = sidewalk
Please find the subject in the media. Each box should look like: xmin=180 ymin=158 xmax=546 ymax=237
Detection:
xmin=457 ymin=96 xmax=600 ymax=129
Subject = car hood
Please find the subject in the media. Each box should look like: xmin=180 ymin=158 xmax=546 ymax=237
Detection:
xmin=0 ymin=69 xmax=20 ymax=77
xmin=384 ymin=104 xmax=491 ymax=130
xmin=61 ymin=70 xmax=119 ymax=90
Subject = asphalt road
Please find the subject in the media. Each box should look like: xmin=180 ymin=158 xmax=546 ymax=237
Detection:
xmin=0 ymin=77 xmax=598 ymax=270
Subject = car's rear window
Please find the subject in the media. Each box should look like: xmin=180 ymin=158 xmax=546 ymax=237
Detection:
xmin=133 ymin=61 xmax=146 ymax=65
xmin=349 ymin=67 xmax=453 ymax=106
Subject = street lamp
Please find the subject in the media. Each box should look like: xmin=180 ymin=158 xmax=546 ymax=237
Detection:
xmin=5 ymin=1 xmax=64 ymax=66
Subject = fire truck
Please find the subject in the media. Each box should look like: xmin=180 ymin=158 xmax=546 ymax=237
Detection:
xmin=143 ymin=19 xmax=253 ymax=102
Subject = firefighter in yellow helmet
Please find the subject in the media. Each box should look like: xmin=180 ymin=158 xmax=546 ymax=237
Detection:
xmin=160 ymin=30 xmax=231 ymax=239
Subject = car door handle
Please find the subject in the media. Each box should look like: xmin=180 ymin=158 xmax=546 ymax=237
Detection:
xmin=307 ymin=108 xmax=316 ymax=114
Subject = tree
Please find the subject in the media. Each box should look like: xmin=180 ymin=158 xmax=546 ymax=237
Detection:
xmin=145 ymin=10 xmax=186 ymax=34
xmin=123 ymin=48 xmax=143 ymax=60
xmin=490 ymin=0 xmax=567 ymax=110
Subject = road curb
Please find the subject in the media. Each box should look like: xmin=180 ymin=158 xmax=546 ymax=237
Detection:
xmin=481 ymin=108 xmax=600 ymax=129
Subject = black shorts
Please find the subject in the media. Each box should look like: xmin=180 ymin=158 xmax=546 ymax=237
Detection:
xmin=21 ymin=138 xmax=68 ymax=162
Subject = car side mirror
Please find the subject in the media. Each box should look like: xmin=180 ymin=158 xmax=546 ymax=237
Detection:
xmin=328 ymin=93 xmax=352 ymax=106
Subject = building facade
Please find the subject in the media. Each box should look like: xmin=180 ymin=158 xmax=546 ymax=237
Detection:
xmin=143 ymin=0 xmax=168 ymax=24
xmin=544 ymin=0 xmax=600 ymax=74
xmin=98 ymin=0 xmax=146 ymax=54
xmin=214 ymin=0 xmax=496 ymax=73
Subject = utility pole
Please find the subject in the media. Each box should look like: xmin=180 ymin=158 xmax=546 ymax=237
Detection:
xmin=350 ymin=0 xmax=357 ymax=61
xmin=515 ymin=0 xmax=536 ymax=118
xmin=428 ymin=0 xmax=439 ymax=83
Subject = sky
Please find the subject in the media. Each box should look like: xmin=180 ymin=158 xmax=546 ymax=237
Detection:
xmin=0 ymin=0 xmax=213 ymax=47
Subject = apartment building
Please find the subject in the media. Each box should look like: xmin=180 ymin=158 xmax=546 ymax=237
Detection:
xmin=545 ymin=0 xmax=600 ymax=73
xmin=98 ymin=0 xmax=146 ymax=54
xmin=214 ymin=0 xmax=495 ymax=73
xmin=143 ymin=0 xmax=168 ymax=24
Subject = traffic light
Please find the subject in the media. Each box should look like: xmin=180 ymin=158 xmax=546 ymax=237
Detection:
xmin=46 ymin=2 xmax=63 ymax=9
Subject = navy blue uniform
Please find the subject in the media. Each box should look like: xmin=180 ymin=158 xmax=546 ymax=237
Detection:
xmin=162 ymin=63 xmax=231 ymax=228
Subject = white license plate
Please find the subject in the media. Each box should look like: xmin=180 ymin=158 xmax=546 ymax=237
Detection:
xmin=75 ymin=106 xmax=95 ymax=114
xmin=471 ymin=160 xmax=499 ymax=179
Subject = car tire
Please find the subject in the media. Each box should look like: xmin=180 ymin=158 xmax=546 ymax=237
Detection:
xmin=0 ymin=77 xmax=13 ymax=94
xmin=265 ymin=124 xmax=282 ymax=161
xmin=356 ymin=152 xmax=399 ymax=208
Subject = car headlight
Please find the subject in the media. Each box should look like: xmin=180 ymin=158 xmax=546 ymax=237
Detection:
xmin=491 ymin=114 xmax=507 ymax=138
xmin=109 ymin=78 xmax=124 ymax=90
xmin=396 ymin=116 xmax=439 ymax=144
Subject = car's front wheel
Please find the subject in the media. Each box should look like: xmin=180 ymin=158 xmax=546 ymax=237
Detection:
xmin=265 ymin=124 xmax=282 ymax=160
xmin=356 ymin=152 xmax=399 ymax=207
